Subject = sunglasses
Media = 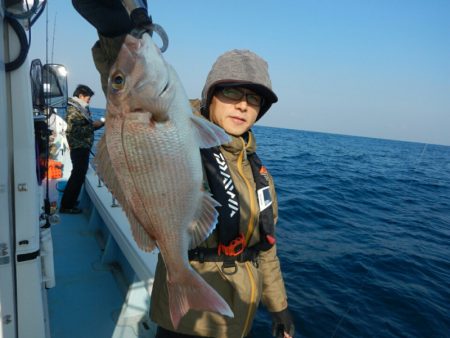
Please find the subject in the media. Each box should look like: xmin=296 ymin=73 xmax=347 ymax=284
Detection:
xmin=216 ymin=87 xmax=263 ymax=107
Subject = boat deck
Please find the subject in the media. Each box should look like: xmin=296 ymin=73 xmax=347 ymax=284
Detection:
xmin=47 ymin=168 xmax=158 ymax=338
xmin=48 ymin=209 xmax=124 ymax=338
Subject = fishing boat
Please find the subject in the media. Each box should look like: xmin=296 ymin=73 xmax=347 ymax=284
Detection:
xmin=1 ymin=2 xmax=158 ymax=337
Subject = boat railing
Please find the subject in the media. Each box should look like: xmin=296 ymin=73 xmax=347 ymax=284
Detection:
xmin=83 ymin=165 xmax=158 ymax=337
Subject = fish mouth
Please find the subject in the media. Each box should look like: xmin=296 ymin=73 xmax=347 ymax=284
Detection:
xmin=159 ymin=81 xmax=169 ymax=97
xmin=130 ymin=77 xmax=169 ymax=115
xmin=134 ymin=76 xmax=170 ymax=99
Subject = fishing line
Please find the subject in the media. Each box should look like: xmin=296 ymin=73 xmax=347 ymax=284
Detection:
xmin=43 ymin=0 xmax=50 ymax=224
xmin=51 ymin=11 xmax=56 ymax=63
xmin=330 ymin=142 xmax=429 ymax=337
xmin=43 ymin=0 xmax=58 ymax=226
xmin=45 ymin=0 xmax=49 ymax=64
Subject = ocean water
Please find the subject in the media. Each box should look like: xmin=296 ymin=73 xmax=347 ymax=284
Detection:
xmin=250 ymin=126 xmax=450 ymax=338
xmin=91 ymin=109 xmax=450 ymax=338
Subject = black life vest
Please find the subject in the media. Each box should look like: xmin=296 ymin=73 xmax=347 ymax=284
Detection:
xmin=200 ymin=146 xmax=276 ymax=253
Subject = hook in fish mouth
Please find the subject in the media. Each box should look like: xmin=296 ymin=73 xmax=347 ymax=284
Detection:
xmin=130 ymin=23 xmax=169 ymax=53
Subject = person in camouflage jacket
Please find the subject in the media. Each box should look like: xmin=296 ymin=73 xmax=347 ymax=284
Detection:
xmin=60 ymin=84 xmax=104 ymax=214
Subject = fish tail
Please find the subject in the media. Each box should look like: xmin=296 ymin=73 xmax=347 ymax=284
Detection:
xmin=167 ymin=269 xmax=234 ymax=329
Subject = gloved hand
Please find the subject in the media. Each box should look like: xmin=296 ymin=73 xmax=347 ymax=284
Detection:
xmin=271 ymin=308 xmax=295 ymax=337
xmin=130 ymin=7 xmax=153 ymax=31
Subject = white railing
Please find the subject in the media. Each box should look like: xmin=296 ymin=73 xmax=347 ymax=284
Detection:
xmin=84 ymin=166 xmax=158 ymax=338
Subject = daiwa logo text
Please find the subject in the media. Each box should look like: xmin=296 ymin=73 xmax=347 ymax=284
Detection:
xmin=214 ymin=153 xmax=238 ymax=217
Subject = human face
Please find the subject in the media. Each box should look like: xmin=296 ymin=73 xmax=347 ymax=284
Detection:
xmin=209 ymin=87 xmax=261 ymax=137
xmin=79 ymin=94 xmax=91 ymax=104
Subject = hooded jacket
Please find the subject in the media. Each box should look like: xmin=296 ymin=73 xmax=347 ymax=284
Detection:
xmin=150 ymin=131 xmax=288 ymax=338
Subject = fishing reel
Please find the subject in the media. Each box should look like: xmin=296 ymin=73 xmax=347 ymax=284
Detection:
xmin=40 ymin=199 xmax=60 ymax=228
xmin=40 ymin=211 xmax=60 ymax=227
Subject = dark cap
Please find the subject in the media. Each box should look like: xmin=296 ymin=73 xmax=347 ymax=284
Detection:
xmin=73 ymin=84 xmax=94 ymax=98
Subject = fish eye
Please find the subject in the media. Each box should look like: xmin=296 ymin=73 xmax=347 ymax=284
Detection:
xmin=111 ymin=72 xmax=125 ymax=91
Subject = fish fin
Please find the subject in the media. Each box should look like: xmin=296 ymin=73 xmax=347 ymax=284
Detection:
xmin=188 ymin=192 xmax=220 ymax=249
xmin=167 ymin=268 xmax=234 ymax=329
xmin=191 ymin=115 xmax=231 ymax=148
xmin=94 ymin=135 xmax=156 ymax=252
xmin=127 ymin=212 xmax=157 ymax=252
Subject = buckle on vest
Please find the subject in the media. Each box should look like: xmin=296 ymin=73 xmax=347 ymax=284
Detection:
xmin=221 ymin=259 xmax=238 ymax=275
xmin=218 ymin=233 xmax=246 ymax=257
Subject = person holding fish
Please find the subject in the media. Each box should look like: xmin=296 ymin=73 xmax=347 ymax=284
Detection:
xmin=147 ymin=50 xmax=295 ymax=338
xmin=73 ymin=2 xmax=294 ymax=337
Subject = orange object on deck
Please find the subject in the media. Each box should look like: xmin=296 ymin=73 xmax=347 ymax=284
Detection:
xmin=41 ymin=159 xmax=63 ymax=179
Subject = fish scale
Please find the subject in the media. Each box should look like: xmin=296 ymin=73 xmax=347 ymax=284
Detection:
xmin=122 ymin=119 xmax=198 ymax=228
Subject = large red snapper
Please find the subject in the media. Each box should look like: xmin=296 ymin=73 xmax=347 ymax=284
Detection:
xmin=94 ymin=33 xmax=233 ymax=329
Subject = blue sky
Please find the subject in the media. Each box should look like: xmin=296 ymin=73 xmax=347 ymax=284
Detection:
xmin=27 ymin=1 xmax=450 ymax=145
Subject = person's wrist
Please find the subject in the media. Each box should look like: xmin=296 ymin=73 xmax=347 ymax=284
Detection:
xmin=271 ymin=308 xmax=295 ymax=337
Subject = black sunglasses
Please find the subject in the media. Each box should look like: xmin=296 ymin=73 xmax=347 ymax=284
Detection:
xmin=216 ymin=87 xmax=263 ymax=107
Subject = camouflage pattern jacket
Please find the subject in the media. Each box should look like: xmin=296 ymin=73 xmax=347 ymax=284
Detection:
xmin=65 ymin=97 xmax=95 ymax=150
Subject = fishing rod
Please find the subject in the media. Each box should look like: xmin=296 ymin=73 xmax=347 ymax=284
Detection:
xmin=42 ymin=1 xmax=52 ymax=228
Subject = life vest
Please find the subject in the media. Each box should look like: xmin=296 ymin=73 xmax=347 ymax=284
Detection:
xmin=198 ymin=146 xmax=276 ymax=258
